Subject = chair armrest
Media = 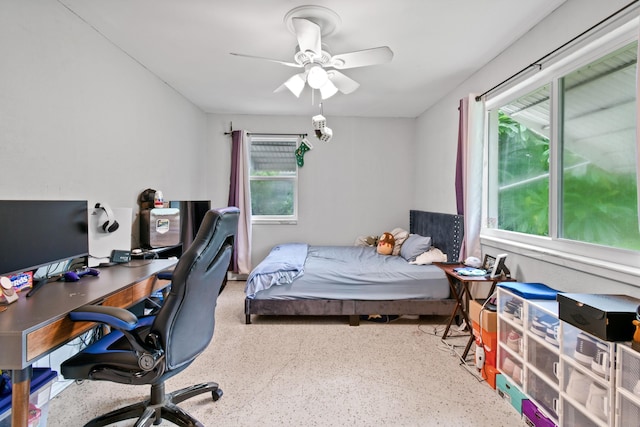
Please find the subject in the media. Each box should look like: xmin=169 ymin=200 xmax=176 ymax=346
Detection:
xmin=69 ymin=304 xmax=163 ymax=370
xmin=69 ymin=304 xmax=138 ymax=331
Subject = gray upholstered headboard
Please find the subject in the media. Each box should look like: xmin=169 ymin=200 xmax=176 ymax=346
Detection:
xmin=409 ymin=210 xmax=464 ymax=262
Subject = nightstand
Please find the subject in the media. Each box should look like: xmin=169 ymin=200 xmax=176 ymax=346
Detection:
xmin=434 ymin=262 xmax=513 ymax=361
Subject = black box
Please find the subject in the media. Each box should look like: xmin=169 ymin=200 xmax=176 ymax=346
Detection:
xmin=557 ymin=293 xmax=640 ymax=342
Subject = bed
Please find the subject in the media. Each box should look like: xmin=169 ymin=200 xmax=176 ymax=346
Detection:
xmin=244 ymin=210 xmax=464 ymax=325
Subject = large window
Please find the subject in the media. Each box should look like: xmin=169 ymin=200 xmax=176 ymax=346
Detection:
xmin=489 ymin=85 xmax=551 ymax=237
xmin=558 ymin=43 xmax=639 ymax=249
xmin=485 ymin=25 xmax=640 ymax=267
xmin=249 ymin=135 xmax=298 ymax=223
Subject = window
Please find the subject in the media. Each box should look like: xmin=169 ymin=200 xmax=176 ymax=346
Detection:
xmin=249 ymin=135 xmax=298 ymax=223
xmin=559 ymin=43 xmax=639 ymax=249
xmin=488 ymin=84 xmax=551 ymax=237
xmin=484 ymin=21 xmax=640 ymax=269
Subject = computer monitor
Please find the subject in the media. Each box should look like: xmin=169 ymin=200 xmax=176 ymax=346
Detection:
xmin=169 ymin=200 xmax=211 ymax=249
xmin=0 ymin=200 xmax=89 ymax=277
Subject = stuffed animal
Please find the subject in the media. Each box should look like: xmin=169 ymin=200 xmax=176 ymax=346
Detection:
xmin=377 ymin=232 xmax=395 ymax=255
xmin=354 ymin=235 xmax=378 ymax=247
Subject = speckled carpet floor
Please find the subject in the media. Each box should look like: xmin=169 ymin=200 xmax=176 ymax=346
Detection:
xmin=47 ymin=281 xmax=524 ymax=426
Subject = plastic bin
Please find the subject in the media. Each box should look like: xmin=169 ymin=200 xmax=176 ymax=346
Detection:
xmin=497 ymin=373 xmax=528 ymax=413
xmin=0 ymin=368 xmax=57 ymax=427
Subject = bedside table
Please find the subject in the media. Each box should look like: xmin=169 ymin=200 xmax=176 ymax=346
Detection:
xmin=433 ymin=262 xmax=513 ymax=361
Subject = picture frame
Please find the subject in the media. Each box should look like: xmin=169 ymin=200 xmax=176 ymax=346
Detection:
xmin=490 ymin=253 xmax=508 ymax=278
xmin=482 ymin=254 xmax=496 ymax=272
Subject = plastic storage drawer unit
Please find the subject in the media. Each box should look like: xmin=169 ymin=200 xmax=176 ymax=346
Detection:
xmin=522 ymin=399 xmax=557 ymax=427
xmin=0 ymin=368 xmax=57 ymax=427
xmin=497 ymin=374 xmax=529 ymax=413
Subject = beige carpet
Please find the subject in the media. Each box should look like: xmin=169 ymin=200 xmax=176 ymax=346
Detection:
xmin=47 ymin=281 xmax=524 ymax=426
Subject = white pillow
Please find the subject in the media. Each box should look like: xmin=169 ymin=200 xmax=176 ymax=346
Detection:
xmin=409 ymin=247 xmax=447 ymax=265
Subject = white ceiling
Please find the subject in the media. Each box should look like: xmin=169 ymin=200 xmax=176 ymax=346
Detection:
xmin=59 ymin=0 xmax=567 ymax=118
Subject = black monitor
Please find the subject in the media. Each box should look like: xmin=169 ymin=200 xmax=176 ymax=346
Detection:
xmin=0 ymin=200 xmax=89 ymax=277
xmin=169 ymin=200 xmax=211 ymax=249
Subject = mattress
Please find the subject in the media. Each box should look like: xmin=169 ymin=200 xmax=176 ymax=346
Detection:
xmin=249 ymin=245 xmax=450 ymax=300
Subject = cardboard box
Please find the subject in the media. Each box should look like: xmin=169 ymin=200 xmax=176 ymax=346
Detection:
xmin=472 ymin=320 xmax=497 ymax=367
xmin=557 ymin=293 xmax=640 ymax=342
xmin=469 ymin=299 xmax=497 ymax=332
xmin=481 ymin=364 xmax=499 ymax=389
xmin=496 ymin=374 xmax=528 ymax=414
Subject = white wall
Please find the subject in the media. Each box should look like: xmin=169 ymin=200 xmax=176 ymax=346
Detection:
xmin=0 ymin=1 xmax=211 ymax=247
xmin=5 ymin=0 xmax=637 ymax=297
xmin=0 ymin=1 xmax=417 ymax=270
xmin=208 ymin=114 xmax=416 ymax=266
xmin=414 ymin=0 xmax=640 ymax=296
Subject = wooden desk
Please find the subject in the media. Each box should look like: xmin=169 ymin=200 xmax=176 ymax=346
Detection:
xmin=434 ymin=262 xmax=510 ymax=361
xmin=0 ymin=259 xmax=177 ymax=427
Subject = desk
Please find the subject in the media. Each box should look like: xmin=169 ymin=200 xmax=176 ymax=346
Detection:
xmin=434 ymin=262 xmax=511 ymax=361
xmin=0 ymin=259 xmax=177 ymax=427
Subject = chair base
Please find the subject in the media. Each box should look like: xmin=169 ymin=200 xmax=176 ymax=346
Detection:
xmin=84 ymin=381 xmax=223 ymax=427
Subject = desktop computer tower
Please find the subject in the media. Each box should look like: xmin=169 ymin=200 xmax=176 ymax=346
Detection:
xmin=140 ymin=208 xmax=181 ymax=248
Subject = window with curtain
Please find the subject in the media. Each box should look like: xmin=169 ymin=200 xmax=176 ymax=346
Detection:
xmin=249 ymin=135 xmax=298 ymax=224
xmin=484 ymin=21 xmax=640 ymax=268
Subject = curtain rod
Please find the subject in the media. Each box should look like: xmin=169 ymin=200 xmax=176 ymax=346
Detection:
xmin=223 ymin=121 xmax=306 ymax=137
xmin=475 ymin=0 xmax=639 ymax=101
xmin=224 ymin=131 xmax=307 ymax=137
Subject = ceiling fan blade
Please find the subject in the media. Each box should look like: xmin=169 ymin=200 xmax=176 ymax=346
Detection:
xmin=292 ymin=17 xmax=322 ymax=57
xmin=329 ymin=46 xmax=393 ymax=69
xmin=229 ymin=52 xmax=302 ymax=68
xmin=327 ymin=70 xmax=360 ymax=94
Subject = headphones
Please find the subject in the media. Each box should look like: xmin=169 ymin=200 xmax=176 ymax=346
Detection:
xmin=95 ymin=203 xmax=119 ymax=233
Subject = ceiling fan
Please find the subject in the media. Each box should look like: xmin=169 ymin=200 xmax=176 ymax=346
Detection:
xmin=230 ymin=6 xmax=393 ymax=100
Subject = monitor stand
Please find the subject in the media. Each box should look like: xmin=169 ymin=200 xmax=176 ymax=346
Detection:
xmin=26 ymin=277 xmax=49 ymax=298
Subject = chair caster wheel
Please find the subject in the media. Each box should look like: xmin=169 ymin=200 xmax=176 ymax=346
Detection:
xmin=212 ymin=388 xmax=223 ymax=401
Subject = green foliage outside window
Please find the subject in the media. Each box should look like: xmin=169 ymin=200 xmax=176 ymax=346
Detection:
xmin=497 ymin=111 xmax=550 ymax=236
xmin=250 ymin=178 xmax=294 ymax=216
xmin=497 ymin=112 xmax=640 ymax=250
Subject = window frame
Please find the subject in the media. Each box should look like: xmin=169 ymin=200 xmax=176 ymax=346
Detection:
xmin=481 ymin=17 xmax=640 ymax=280
xmin=248 ymin=134 xmax=299 ymax=225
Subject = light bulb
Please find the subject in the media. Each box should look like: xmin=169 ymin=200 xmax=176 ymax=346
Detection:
xmin=307 ymin=65 xmax=328 ymax=89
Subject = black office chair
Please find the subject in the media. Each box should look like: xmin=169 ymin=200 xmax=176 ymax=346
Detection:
xmin=61 ymin=207 xmax=239 ymax=427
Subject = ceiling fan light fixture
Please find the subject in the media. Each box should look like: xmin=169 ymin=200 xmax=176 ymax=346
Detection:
xmin=284 ymin=73 xmax=306 ymax=97
xmin=307 ymin=65 xmax=328 ymax=89
xmin=319 ymin=80 xmax=338 ymax=99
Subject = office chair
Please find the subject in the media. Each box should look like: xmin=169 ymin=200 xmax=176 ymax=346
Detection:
xmin=61 ymin=207 xmax=239 ymax=427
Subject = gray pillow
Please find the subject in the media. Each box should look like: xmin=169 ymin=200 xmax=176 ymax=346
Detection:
xmin=400 ymin=234 xmax=432 ymax=262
